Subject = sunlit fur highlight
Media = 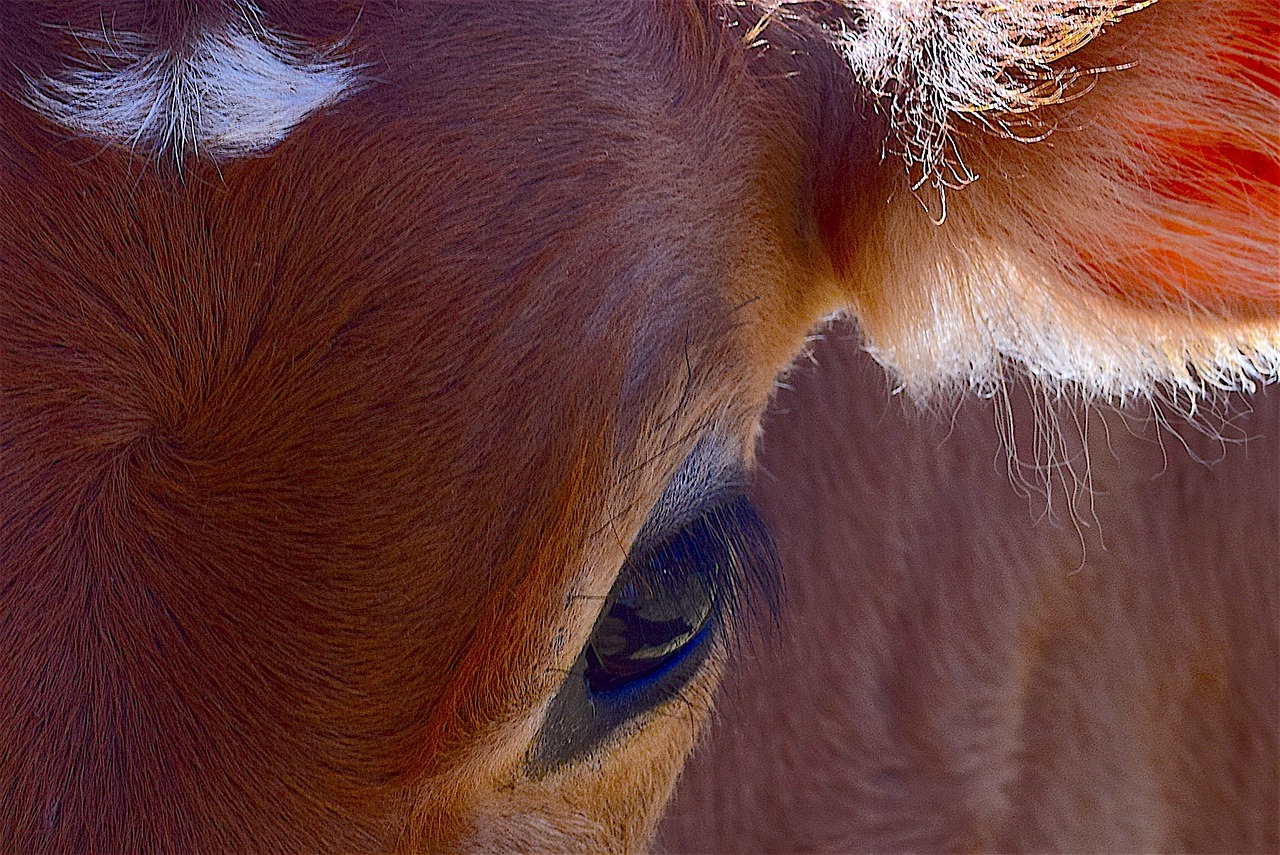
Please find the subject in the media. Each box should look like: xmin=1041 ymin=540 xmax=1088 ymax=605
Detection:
xmin=836 ymin=0 xmax=1153 ymax=193
xmin=0 ymin=1 xmax=1273 ymax=850
xmin=805 ymin=0 xmax=1279 ymax=401
xmin=26 ymin=3 xmax=358 ymax=164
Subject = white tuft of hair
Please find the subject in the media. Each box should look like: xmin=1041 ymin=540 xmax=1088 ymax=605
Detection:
xmin=821 ymin=0 xmax=1278 ymax=403
xmin=836 ymin=0 xmax=1150 ymax=197
xmin=27 ymin=4 xmax=360 ymax=164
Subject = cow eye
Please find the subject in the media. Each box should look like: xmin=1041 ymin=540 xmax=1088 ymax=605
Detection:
xmin=583 ymin=508 xmax=721 ymax=692
xmin=529 ymin=490 xmax=778 ymax=774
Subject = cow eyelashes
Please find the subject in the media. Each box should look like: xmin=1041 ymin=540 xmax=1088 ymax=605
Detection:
xmin=529 ymin=490 xmax=780 ymax=774
xmin=585 ymin=499 xmax=737 ymax=693
xmin=582 ymin=540 xmax=715 ymax=693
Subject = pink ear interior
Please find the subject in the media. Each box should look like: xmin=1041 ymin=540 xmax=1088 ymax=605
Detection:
xmin=1066 ymin=5 xmax=1278 ymax=317
xmin=814 ymin=0 xmax=1277 ymax=397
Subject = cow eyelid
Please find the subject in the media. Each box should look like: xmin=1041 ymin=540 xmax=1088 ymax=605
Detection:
xmin=529 ymin=486 xmax=780 ymax=774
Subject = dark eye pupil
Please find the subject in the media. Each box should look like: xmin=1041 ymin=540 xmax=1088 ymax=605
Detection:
xmin=529 ymin=484 xmax=779 ymax=774
xmin=584 ymin=564 xmax=714 ymax=691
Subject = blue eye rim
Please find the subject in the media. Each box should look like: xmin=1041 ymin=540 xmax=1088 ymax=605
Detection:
xmin=528 ymin=489 xmax=780 ymax=776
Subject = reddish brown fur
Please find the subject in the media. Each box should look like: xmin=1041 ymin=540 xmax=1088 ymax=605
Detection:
xmin=661 ymin=328 xmax=1278 ymax=852
xmin=0 ymin=1 xmax=1274 ymax=852
xmin=0 ymin=4 xmax=828 ymax=849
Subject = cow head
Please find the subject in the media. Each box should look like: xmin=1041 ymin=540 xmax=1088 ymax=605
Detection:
xmin=0 ymin=1 xmax=1274 ymax=850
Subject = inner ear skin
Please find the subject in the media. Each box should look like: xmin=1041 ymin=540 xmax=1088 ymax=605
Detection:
xmin=764 ymin=1 xmax=1278 ymax=399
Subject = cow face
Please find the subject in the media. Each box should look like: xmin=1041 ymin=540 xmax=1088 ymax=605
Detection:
xmin=0 ymin=1 xmax=1274 ymax=851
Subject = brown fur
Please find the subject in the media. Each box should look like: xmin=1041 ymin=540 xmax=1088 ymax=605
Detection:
xmin=809 ymin=0 xmax=1280 ymax=398
xmin=0 ymin=1 xmax=1273 ymax=851
xmin=660 ymin=326 xmax=1278 ymax=852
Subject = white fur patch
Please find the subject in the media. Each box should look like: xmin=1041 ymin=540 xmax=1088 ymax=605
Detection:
xmin=857 ymin=256 xmax=1280 ymax=404
xmin=27 ymin=6 xmax=359 ymax=163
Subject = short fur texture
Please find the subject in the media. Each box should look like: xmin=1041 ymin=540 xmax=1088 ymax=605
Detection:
xmin=0 ymin=1 xmax=1273 ymax=851
xmin=661 ymin=329 xmax=1278 ymax=853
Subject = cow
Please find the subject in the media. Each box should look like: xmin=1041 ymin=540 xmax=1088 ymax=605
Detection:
xmin=660 ymin=325 xmax=1278 ymax=852
xmin=0 ymin=0 xmax=1274 ymax=851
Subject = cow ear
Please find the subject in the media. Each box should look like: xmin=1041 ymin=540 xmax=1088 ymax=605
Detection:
xmin=792 ymin=0 xmax=1278 ymax=400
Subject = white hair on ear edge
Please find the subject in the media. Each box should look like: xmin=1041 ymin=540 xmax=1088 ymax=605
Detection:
xmin=835 ymin=0 xmax=1152 ymax=200
xmin=26 ymin=3 xmax=359 ymax=164
xmin=815 ymin=0 xmax=1278 ymax=403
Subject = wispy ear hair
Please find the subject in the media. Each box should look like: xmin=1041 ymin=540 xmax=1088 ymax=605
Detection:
xmin=761 ymin=1 xmax=1278 ymax=401
xmin=833 ymin=1 xmax=1153 ymax=199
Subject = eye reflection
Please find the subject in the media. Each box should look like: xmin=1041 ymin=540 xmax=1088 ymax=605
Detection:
xmin=584 ymin=532 xmax=716 ymax=691
xmin=529 ymin=480 xmax=780 ymax=775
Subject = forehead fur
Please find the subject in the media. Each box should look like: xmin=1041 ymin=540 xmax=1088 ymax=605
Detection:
xmin=26 ymin=2 xmax=359 ymax=163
